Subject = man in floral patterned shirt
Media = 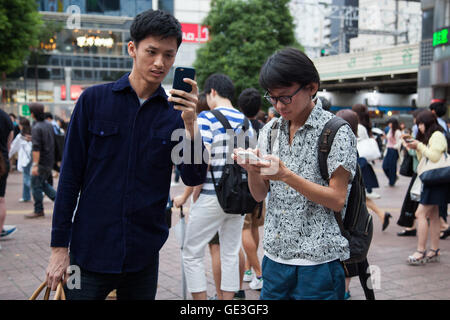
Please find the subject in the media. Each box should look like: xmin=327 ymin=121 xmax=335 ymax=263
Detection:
xmin=234 ymin=48 xmax=357 ymax=300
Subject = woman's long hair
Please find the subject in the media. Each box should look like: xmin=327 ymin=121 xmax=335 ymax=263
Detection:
xmin=352 ymin=104 xmax=372 ymax=137
xmin=387 ymin=118 xmax=400 ymax=133
xmin=19 ymin=117 xmax=31 ymax=136
xmin=415 ymin=110 xmax=444 ymax=145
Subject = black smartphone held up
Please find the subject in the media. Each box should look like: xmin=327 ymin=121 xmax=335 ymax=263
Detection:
xmin=172 ymin=67 xmax=196 ymax=96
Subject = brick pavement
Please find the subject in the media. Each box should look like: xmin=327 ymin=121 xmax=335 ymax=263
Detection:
xmin=0 ymin=160 xmax=449 ymax=300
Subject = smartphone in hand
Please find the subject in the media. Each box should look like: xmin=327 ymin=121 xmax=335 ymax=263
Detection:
xmin=402 ymin=136 xmax=414 ymax=143
xmin=172 ymin=67 xmax=196 ymax=99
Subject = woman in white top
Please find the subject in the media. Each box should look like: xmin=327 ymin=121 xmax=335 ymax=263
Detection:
xmin=352 ymin=104 xmax=392 ymax=231
xmin=8 ymin=117 xmax=32 ymax=202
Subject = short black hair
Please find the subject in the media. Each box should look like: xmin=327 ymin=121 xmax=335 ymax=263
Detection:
xmin=429 ymin=102 xmax=447 ymax=118
xmin=44 ymin=112 xmax=53 ymax=120
xmin=238 ymin=88 xmax=261 ymax=118
xmin=29 ymin=103 xmax=45 ymax=121
xmin=9 ymin=113 xmax=16 ymax=120
xmin=130 ymin=9 xmax=182 ymax=48
xmin=204 ymin=73 xmax=235 ymax=102
xmin=259 ymin=47 xmax=320 ymax=95
xmin=319 ymin=97 xmax=331 ymax=111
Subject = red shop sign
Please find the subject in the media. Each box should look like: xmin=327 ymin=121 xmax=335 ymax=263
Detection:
xmin=181 ymin=23 xmax=209 ymax=43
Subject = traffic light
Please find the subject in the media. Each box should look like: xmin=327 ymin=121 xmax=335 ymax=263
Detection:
xmin=320 ymin=48 xmax=326 ymax=56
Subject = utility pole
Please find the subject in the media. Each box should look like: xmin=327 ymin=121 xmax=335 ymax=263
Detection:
xmin=394 ymin=0 xmax=399 ymax=45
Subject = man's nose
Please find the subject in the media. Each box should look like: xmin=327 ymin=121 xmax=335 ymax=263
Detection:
xmin=154 ymin=54 xmax=164 ymax=68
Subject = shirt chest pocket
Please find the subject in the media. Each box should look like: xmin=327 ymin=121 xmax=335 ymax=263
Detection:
xmin=88 ymin=120 xmax=120 ymax=160
xmin=147 ymin=129 xmax=172 ymax=168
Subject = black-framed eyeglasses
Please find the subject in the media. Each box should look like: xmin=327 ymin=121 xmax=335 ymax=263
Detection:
xmin=264 ymin=85 xmax=304 ymax=106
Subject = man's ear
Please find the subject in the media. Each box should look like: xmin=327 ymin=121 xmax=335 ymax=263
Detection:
xmin=307 ymin=82 xmax=319 ymax=98
xmin=127 ymin=41 xmax=136 ymax=58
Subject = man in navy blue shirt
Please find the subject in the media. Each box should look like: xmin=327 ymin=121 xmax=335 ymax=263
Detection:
xmin=45 ymin=9 xmax=207 ymax=300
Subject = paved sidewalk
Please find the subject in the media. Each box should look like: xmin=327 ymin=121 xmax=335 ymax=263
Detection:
xmin=0 ymin=160 xmax=449 ymax=300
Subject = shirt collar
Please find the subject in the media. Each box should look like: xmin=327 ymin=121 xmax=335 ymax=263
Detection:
xmin=112 ymin=72 xmax=169 ymax=104
xmin=303 ymin=98 xmax=322 ymax=129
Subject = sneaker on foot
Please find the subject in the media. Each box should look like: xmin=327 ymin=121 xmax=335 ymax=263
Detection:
xmin=366 ymin=192 xmax=381 ymax=200
xmin=249 ymin=276 xmax=263 ymax=290
xmin=344 ymin=291 xmax=351 ymax=300
xmin=19 ymin=198 xmax=31 ymax=203
xmin=0 ymin=225 xmax=17 ymax=238
xmin=243 ymin=269 xmax=253 ymax=282
xmin=233 ymin=290 xmax=246 ymax=300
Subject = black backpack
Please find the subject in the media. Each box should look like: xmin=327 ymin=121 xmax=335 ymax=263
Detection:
xmin=209 ymin=109 xmax=259 ymax=215
xmin=318 ymin=117 xmax=373 ymax=264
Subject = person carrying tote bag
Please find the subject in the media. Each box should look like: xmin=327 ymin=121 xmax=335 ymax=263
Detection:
xmin=404 ymin=110 xmax=448 ymax=265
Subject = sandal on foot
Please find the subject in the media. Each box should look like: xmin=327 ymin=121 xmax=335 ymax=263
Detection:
xmin=407 ymin=250 xmax=427 ymax=265
xmin=426 ymin=249 xmax=440 ymax=263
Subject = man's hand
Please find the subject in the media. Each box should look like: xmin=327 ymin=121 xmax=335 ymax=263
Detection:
xmin=173 ymin=195 xmax=186 ymax=208
xmin=31 ymin=165 xmax=39 ymax=176
xmin=168 ymin=78 xmax=199 ymax=131
xmin=233 ymin=148 xmax=268 ymax=175
xmin=259 ymin=154 xmax=291 ymax=181
xmin=46 ymin=247 xmax=70 ymax=291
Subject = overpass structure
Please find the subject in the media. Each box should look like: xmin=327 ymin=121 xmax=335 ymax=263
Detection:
xmin=312 ymin=43 xmax=420 ymax=112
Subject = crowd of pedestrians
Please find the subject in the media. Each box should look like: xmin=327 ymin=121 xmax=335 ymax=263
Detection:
xmin=0 ymin=9 xmax=448 ymax=300
xmin=0 ymin=106 xmax=66 ymax=249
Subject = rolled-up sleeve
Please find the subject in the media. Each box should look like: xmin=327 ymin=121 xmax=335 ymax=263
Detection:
xmin=51 ymin=92 xmax=90 ymax=247
xmin=327 ymin=125 xmax=357 ymax=182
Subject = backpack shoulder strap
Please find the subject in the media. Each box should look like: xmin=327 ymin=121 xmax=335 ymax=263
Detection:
xmin=210 ymin=109 xmax=233 ymax=130
xmin=267 ymin=119 xmax=280 ymax=155
xmin=318 ymin=116 xmax=350 ymax=181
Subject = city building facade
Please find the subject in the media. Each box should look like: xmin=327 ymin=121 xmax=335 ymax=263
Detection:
xmin=418 ymin=0 xmax=450 ymax=107
xmin=1 ymin=0 xmax=210 ymax=119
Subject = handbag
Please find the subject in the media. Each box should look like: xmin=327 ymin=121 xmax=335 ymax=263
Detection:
xmin=419 ymin=153 xmax=450 ymax=186
xmin=29 ymin=281 xmax=66 ymax=300
xmin=357 ymin=138 xmax=381 ymax=161
xmin=399 ymin=150 xmax=414 ymax=177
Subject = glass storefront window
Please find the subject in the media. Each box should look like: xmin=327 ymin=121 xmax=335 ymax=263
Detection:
xmin=38 ymin=0 xmax=153 ymax=17
xmin=422 ymin=9 xmax=434 ymax=40
xmin=434 ymin=0 xmax=450 ymax=30
xmin=48 ymin=29 xmax=124 ymax=56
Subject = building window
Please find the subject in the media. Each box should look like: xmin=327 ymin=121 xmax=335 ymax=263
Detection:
xmin=158 ymin=0 xmax=174 ymax=15
xmin=87 ymin=0 xmax=120 ymax=13
xmin=434 ymin=0 xmax=450 ymax=30
xmin=422 ymin=9 xmax=434 ymax=40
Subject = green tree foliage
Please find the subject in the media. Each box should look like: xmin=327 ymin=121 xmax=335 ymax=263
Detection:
xmin=0 ymin=0 xmax=42 ymax=75
xmin=194 ymin=0 xmax=302 ymax=105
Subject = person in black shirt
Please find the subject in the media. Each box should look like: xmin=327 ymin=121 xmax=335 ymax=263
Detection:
xmin=25 ymin=103 xmax=56 ymax=219
xmin=0 ymin=108 xmax=14 ymax=239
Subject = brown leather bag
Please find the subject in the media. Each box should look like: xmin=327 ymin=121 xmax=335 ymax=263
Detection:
xmin=29 ymin=281 xmax=66 ymax=300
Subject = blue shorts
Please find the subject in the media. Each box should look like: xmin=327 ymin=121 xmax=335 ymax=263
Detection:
xmin=260 ymin=256 xmax=345 ymax=300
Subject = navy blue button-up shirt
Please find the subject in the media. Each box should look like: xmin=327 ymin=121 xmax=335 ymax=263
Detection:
xmin=51 ymin=73 xmax=207 ymax=273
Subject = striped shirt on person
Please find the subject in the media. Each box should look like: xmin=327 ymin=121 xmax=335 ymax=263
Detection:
xmin=197 ymin=106 xmax=255 ymax=195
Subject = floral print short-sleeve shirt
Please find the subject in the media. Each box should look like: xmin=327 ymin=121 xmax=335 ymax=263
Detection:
xmin=258 ymin=101 xmax=357 ymax=263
